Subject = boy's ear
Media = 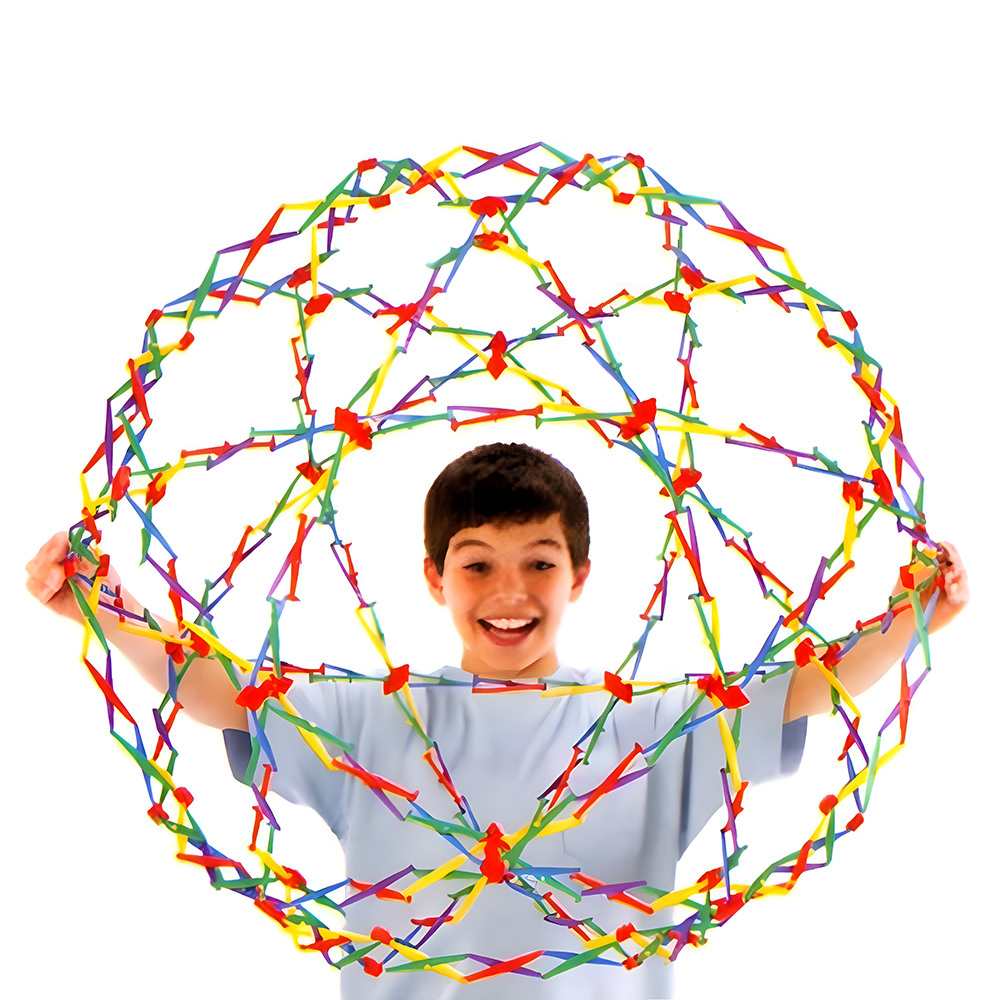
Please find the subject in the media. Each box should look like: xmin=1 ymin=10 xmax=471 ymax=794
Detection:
xmin=423 ymin=556 xmax=448 ymax=606
xmin=569 ymin=558 xmax=591 ymax=602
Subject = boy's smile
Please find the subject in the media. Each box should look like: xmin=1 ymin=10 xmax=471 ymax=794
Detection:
xmin=424 ymin=513 xmax=590 ymax=680
xmin=479 ymin=617 xmax=537 ymax=644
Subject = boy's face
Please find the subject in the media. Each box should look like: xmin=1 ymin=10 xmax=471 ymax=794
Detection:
xmin=423 ymin=513 xmax=590 ymax=680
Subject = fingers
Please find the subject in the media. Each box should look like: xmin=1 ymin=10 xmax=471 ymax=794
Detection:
xmin=936 ymin=541 xmax=965 ymax=581
xmin=27 ymin=564 xmax=69 ymax=606
xmin=891 ymin=541 xmax=967 ymax=605
xmin=24 ymin=532 xmax=70 ymax=571
xmin=937 ymin=541 xmax=969 ymax=606
xmin=25 ymin=531 xmax=96 ymax=607
xmin=935 ymin=540 xmax=965 ymax=572
xmin=25 ymin=533 xmax=69 ymax=604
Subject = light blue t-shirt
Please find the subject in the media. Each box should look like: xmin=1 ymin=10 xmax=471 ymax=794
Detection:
xmin=227 ymin=666 xmax=805 ymax=1000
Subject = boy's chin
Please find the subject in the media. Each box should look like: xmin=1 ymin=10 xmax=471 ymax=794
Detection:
xmin=461 ymin=651 xmax=558 ymax=681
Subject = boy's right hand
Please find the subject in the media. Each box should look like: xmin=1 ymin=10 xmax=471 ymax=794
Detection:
xmin=25 ymin=532 xmax=115 ymax=621
xmin=26 ymin=533 xmax=247 ymax=731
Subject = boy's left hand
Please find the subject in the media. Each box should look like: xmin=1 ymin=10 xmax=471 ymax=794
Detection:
xmin=928 ymin=541 xmax=969 ymax=632
xmin=893 ymin=541 xmax=969 ymax=633
xmin=786 ymin=541 xmax=969 ymax=722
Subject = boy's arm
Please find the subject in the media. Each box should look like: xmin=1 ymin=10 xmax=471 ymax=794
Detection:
xmin=26 ymin=532 xmax=248 ymax=732
xmin=784 ymin=542 xmax=969 ymax=722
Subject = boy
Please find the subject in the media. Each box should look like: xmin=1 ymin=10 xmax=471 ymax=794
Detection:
xmin=26 ymin=442 xmax=968 ymax=999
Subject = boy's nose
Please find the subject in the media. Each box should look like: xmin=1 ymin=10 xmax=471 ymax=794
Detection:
xmin=492 ymin=567 xmax=529 ymax=601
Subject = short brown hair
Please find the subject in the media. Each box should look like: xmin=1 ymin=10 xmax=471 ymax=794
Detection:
xmin=424 ymin=442 xmax=590 ymax=574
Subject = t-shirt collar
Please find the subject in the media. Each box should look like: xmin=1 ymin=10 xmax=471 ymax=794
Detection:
xmin=430 ymin=663 xmax=592 ymax=686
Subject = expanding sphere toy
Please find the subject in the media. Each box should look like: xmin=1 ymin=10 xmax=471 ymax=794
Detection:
xmin=64 ymin=142 xmax=942 ymax=986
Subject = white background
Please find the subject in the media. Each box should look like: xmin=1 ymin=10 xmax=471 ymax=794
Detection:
xmin=2 ymin=2 xmax=995 ymax=997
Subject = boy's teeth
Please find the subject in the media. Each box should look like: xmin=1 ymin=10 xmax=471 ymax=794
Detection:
xmin=485 ymin=618 xmax=532 ymax=629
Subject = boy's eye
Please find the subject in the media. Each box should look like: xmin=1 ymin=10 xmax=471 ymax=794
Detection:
xmin=463 ymin=562 xmax=488 ymax=573
xmin=533 ymin=561 xmax=555 ymax=571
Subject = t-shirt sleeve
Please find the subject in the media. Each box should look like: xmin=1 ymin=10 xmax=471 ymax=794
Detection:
xmin=223 ymin=727 xmax=253 ymax=783
xmin=222 ymin=679 xmax=356 ymax=837
xmin=678 ymin=670 xmax=805 ymax=854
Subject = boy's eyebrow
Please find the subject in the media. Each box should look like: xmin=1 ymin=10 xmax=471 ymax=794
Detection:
xmin=451 ymin=537 xmax=565 ymax=552
xmin=452 ymin=539 xmax=492 ymax=552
